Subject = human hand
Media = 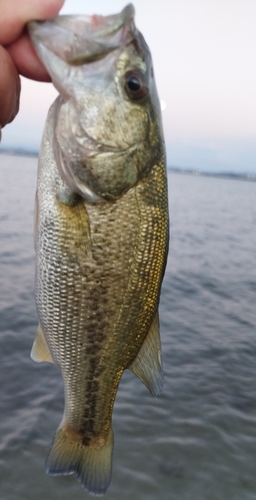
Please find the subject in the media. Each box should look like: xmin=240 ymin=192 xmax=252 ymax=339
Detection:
xmin=0 ymin=0 xmax=65 ymax=132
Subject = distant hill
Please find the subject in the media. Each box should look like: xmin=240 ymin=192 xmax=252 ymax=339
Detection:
xmin=168 ymin=166 xmax=256 ymax=182
xmin=1 ymin=148 xmax=255 ymax=182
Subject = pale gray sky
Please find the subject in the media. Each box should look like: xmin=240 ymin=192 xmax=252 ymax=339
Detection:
xmin=1 ymin=0 xmax=255 ymax=172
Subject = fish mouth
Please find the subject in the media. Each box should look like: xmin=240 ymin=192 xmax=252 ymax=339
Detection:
xmin=28 ymin=4 xmax=135 ymax=66
xmin=28 ymin=4 xmax=136 ymax=100
xmin=28 ymin=4 xmax=140 ymax=157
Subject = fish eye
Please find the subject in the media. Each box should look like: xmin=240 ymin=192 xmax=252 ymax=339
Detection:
xmin=124 ymin=71 xmax=148 ymax=101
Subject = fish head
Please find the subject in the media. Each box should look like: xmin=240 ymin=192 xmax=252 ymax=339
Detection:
xmin=28 ymin=4 xmax=164 ymax=202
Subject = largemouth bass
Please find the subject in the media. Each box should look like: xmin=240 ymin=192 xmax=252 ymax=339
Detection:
xmin=28 ymin=4 xmax=169 ymax=496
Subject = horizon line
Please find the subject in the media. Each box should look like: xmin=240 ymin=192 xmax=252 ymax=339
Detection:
xmin=0 ymin=147 xmax=255 ymax=182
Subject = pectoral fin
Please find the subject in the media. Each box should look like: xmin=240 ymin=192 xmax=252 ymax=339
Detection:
xmin=31 ymin=323 xmax=54 ymax=363
xmin=129 ymin=312 xmax=164 ymax=397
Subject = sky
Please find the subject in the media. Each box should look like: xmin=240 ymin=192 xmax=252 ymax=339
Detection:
xmin=0 ymin=0 xmax=255 ymax=173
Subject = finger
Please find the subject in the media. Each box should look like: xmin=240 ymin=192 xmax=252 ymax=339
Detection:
xmin=7 ymin=33 xmax=51 ymax=82
xmin=0 ymin=0 xmax=65 ymax=45
xmin=0 ymin=46 xmax=21 ymax=128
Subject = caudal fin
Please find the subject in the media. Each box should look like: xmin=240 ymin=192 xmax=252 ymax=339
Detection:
xmin=45 ymin=422 xmax=113 ymax=496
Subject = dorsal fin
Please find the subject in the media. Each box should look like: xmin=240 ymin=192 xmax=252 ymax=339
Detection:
xmin=129 ymin=311 xmax=164 ymax=396
xmin=31 ymin=323 xmax=54 ymax=363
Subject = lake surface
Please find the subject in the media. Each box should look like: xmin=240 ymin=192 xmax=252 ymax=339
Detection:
xmin=0 ymin=154 xmax=256 ymax=500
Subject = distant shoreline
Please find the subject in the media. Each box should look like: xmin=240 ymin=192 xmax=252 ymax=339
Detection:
xmin=0 ymin=148 xmax=255 ymax=182
xmin=168 ymin=166 xmax=256 ymax=182
xmin=0 ymin=148 xmax=38 ymax=158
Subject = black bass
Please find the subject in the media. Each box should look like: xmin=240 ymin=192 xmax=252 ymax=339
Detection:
xmin=28 ymin=4 xmax=169 ymax=496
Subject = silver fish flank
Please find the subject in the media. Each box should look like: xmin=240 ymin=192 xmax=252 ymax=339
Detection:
xmin=28 ymin=4 xmax=169 ymax=496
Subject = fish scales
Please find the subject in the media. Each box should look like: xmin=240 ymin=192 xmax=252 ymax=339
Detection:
xmin=29 ymin=3 xmax=169 ymax=495
xmin=36 ymin=102 xmax=168 ymax=435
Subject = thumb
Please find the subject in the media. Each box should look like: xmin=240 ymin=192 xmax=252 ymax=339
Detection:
xmin=0 ymin=0 xmax=65 ymax=45
xmin=0 ymin=46 xmax=21 ymax=129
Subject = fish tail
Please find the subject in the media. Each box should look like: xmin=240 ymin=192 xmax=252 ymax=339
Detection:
xmin=45 ymin=421 xmax=113 ymax=496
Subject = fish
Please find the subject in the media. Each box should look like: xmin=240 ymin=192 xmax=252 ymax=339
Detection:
xmin=28 ymin=3 xmax=169 ymax=496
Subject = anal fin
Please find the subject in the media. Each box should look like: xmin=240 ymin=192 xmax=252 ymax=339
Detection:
xmin=129 ymin=311 xmax=164 ymax=396
xmin=31 ymin=323 xmax=54 ymax=363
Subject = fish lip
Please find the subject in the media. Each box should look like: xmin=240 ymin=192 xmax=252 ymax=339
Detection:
xmin=29 ymin=4 xmax=135 ymax=38
xmin=77 ymin=4 xmax=135 ymax=38
xmin=28 ymin=4 xmax=136 ymax=65
xmin=28 ymin=5 xmax=136 ymax=99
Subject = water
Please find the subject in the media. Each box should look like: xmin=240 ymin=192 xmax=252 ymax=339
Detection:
xmin=0 ymin=153 xmax=256 ymax=500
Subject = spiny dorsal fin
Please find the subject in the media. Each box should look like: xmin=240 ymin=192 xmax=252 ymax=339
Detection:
xmin=31 ymin=323 xmax=53 ymax=363
xmin=129 ymin=311 xmax=164 ymax=396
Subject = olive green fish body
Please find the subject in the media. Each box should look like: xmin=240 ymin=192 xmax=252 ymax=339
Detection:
xmin=36 ymin=100 xmax=168 ymax=432
xmin=29 ymin=4 xmax=169 ymax=495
